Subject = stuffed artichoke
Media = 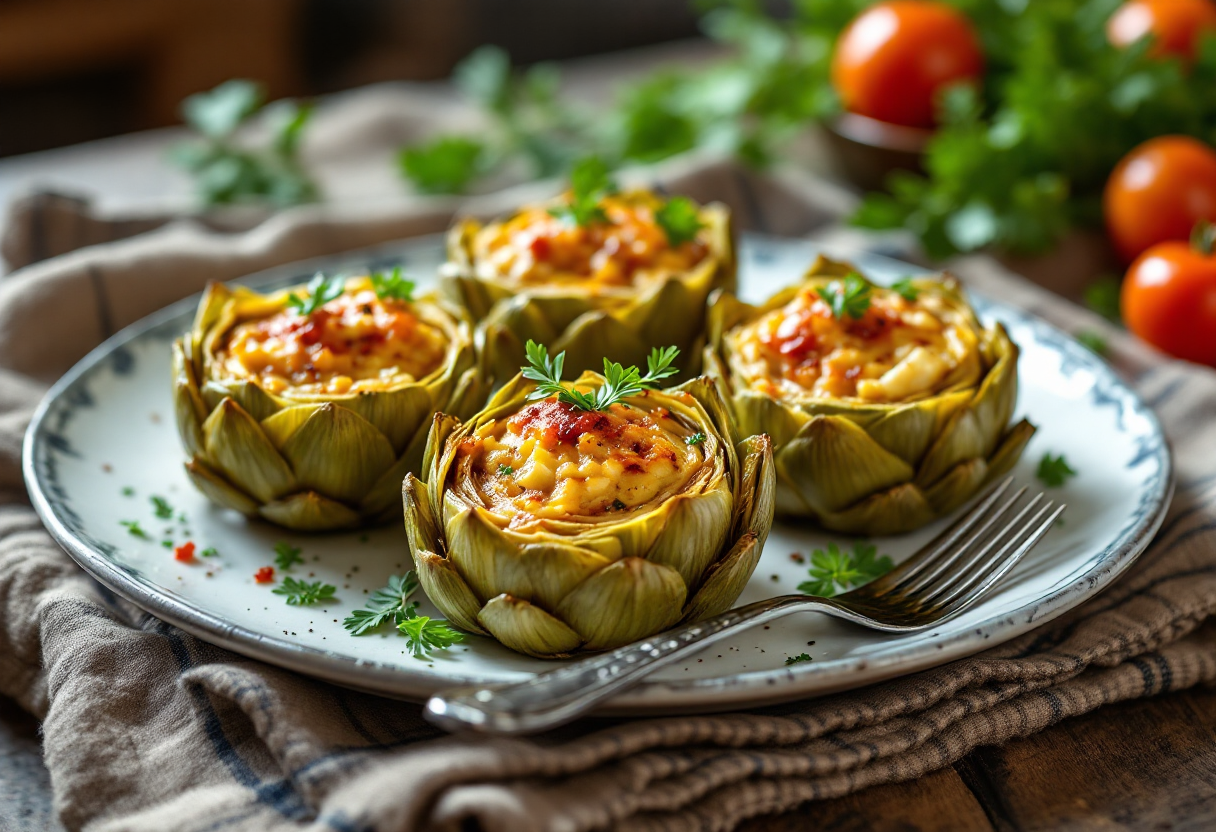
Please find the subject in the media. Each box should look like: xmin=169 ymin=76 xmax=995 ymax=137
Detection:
xmin=704 ymin=256 xmax=1034 ymax=536
xmin=402 ymin=342 xmax=775 ymax=658
xmin=173 ymin=271 xmax=484 ymax=531
xmin=441 ymin=161 xmax=734 ymax=383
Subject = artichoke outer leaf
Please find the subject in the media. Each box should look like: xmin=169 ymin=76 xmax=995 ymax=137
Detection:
xmin=816 ymin=483 xmax=936 ymax=536
xmin=705 ymin=289 xmax=758 ymax=349
xmin=172 ymin=340 xmax=207 ymax=459
xmin=968 ymin=326 xmax=1021 ymax=457
xmin=259 ymin=491 xmax=362 ymax=531
xmin=733 ymin=434 xmax=777 ymax=544
xmin=982 ymin=418 xmax=1037 ymax=484
xmin=478 ymin=594 xmax=582 ymax=658
xmin=778 ymin=416 xmax=914 ymax=515
xmin=730 ymin=390 xmax=808 ymax=449
xmin=914 ymin=406 xmax=987 ymax=490
xmin=336 ymin=385 xmax=436 ymax=455
xmin=402 ymin=474 xmax=444 ymax=557
xmin=865 ymin=396 xmax=966 ymax=468
xmin=553 ymin=557 xmax=686 ymax=650
xmin=644 ymin=483 xmax=734 ymax=588
xmin=549 ymin=312 xmax=651 ymax=381
xmin=632 ymin=275 xmax=714 ymax=367
xmin=681 ymin=532 xmax=761 ymax=623
xmin=201 ymin=379 xmax=281 ymax=423
xmin=674 ymin=375 xmax=740 ymax=451
xmin=445 ymin=505 xmax=613 ymax=606
xmin=201 ymin=398 xmax=296 ymax=503
xmin=259 ymin=403 xmax=323 ymax=449
xmin=361 ymin=451 xmax=419 ymax=521
xmin=804 ymin=254 xmax=860 ymax=279
xmin=414 ymin=549 xmax=488 ymax=636
xmin=183 ymin=458 xmax=259 ymax=516
xmin=421 ymin=413 xmax=465 ymax=484
xmin=446 ymin=366 xmax=490 ymax=423
xmin=924 ymin=458 xmax=990 ymax=517
xmin=276 ymin=403 xmax=397 ymax=505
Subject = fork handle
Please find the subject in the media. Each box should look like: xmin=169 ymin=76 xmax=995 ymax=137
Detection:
xmin=424 ymin=595 xmax=812 ymax=735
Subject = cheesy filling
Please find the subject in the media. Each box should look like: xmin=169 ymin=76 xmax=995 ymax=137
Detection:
xmin=217 ymin=277 xmax=448 ymax=395
xmin=470 ymin=194 xmax=708 ymax=288
xmin=453 ymin=399 xmax=705 ymax=525
xmin=727 ymin=284 xmax=979 ymax=402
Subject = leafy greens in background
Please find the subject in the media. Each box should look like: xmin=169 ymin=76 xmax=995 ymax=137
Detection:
xmin=171 ymin=80 xmax=319 ymax=208
xmin=395 ymin=0 xmax=1216 ymax=261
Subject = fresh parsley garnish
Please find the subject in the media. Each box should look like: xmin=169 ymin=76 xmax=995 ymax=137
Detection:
xmin=151 ymin=495 xmax=174 ymax=519
xmin=369 ymin=266 xmax=415 ymax=303
xmin=816 ymin=274 xmax=872 ymax=321
xmin=785 ymin=653 xmax=812 ymax=666
xmin=273 ymin=578 xmax=336 ymax=606
xmin=498 ymin=464 xmax=515 ymax=476
xmin=655 ymin=196 xmax=704 ymax=247
xmin=343 ymin=573 xmax=421 ymax=635
xmin=170 ymin=79 xmax=317 ymax=208
xmin=120 ymin=520 xmax=149 ymax=539
xmin=797 ymin=542 xmax=893 ymax=598
xmin=890 ymin=277 xmax=920 ymax=302
xmin=398 ymin=135 xmax=484 ymax=195
xmin=548 ymin=156 xmax=616 ymax=227
xmin=200 ymin=547 xmax=218 ymax=558
xmin=121 ymin=487 xmax=135 ymax=497
xmin=398 ymin=614 xmax=465 ymax=658
xmin=1075 ymin=330 xmax=1107 ymax=356
xmin=1036 ymin=453 xmax=1077 ymax=488
xmin=685 ymin=432 xmax=706 ymax=446
xmin=161 ymin=540 xmax=174 ymax=549
xmin=522 ymin=340 xmax=680 ymax=412
xmin=286 ymin=273 xmax=344 ymax=316
xmin=273 ymin=542 xmax=304 ymax=571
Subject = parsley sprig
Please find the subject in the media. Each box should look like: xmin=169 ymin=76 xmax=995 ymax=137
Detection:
xmin=523 ymin=340 xmax=680 ymax=412
xmin=370 ymin=266 xmax=415 ymax=303
xmin=399 ymin=136 xmax=484 ymax=195
xmin=797 ymin=542 xmax=893 ymax=598
xmin=1036 ymin=453 xmax=1077 ymax=488
xmin=655 ymin=196 xmax=704 ymax=247
xmin=890 ymin=277 xmax=920 ymax=302
xmin=548 ymin=156 xmax=616 ymax=227
xmin=399 ymin=615 xmax=465 ymax=657
xmin=785 ymin=653 xmax=813 ymax=666
xmin=287 ymin=273 xmax=344 ymax=316
xmin=151 ymin=495 xmax=174 ymax=520
xmin=343 ymin=573 xmax=465 ymax=658
xmin=343 ymin=573 xmax=420 ymax=635
xmin=273 ymin=542 xmax=304 ymax=571
xmin=273 ymin=577 xmax=336 ymax=606
xmin=816 ymin=274 xmax=872 ymax=321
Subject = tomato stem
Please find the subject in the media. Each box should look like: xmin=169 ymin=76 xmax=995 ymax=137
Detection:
xmin=1191 ymin=220 xmax=1216 ymax=256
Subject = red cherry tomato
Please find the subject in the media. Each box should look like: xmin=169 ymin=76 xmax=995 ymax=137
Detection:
xmin=1104 ymin=135 xmax=1216 ymax=263
xmin=1107 ymin=0 xmax=1216 ymax=61
xmin=831 ymin=1 xmax=985 ymax=129
xmin=1122 ymin=227 xmax=1216 ymax=365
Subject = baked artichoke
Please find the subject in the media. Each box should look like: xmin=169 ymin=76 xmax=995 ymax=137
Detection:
xmin=440 ymin=179 xmax=735 ymax=383
xmin=402 ymin=343 xmax=775 ymax=658
xmin=173 ymin=272 xmax=485 ymax=531
xmin=704 ymin=256 xmax=1034 ymax=536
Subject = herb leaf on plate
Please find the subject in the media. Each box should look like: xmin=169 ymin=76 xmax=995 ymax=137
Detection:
xmin=797 ymin=542 xmax=893 ymax=598
xmin=343 ymin=573 xmax=421 ymax=636
xmin=273 ymin=578 xmax=336 ymax=606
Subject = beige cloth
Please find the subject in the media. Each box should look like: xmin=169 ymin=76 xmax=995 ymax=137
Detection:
xmin=3 ymin=112 xmax=1216 ymax=830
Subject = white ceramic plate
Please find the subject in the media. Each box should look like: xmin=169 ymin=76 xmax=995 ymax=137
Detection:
xmin=24 ymin=234 xmax=1172 ymax=714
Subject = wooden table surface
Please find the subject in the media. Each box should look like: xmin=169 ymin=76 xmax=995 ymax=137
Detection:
xmin=2 ymin=107 xmax=1213 ymax=832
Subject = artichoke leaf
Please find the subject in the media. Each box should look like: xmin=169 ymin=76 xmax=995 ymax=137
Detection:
xmin=260 ymin=491 xmax=362 ymax=531
xmin=644 ymin=483 xmax=734 ymax=588
xmin=554 ymin=557 xmax=686 ymax=650
xmin=478 ymin=594 xmax=582 ymax=658
xmin=914 ymin=407 xmax=987 ymax=490
xmin=201 ymin=398 xmax=296 ymax=503
xmin=730 ymin=390 xmax=808 ymax=448
xmin=733 ymin=434 xmax=776 ymax=544
xmin=779 ymin=416 xmax=914 ymax=515
xmin=414 ymin=549 xmax=487 ymax=635
xmin=983 ymin=419 xmax=1037 ymax=485
xmin=816 ymin=483 xmax=935 ymax=536
xmin=337 ymin=385 xmax=435 ymax=455
xmin=705 ymin=289 xmax=758 ymax=348
xmin=201 ymin=379 xmax=281 ymax=423
xmin=673 ymin=375 xmax=740 ymax=451
xmin=549 ymin=312 xmax=651 ymax=381
xmin=632 ymin=275 xmax=715 ymax=366
xmin=172 ymin=340 xmax=207 ymax=459
xmin=183 ymin=458 xmax=259 ymax=516
xmin=402 ymin=474 xmax=444 ymax=556
xmin=866 ymin=395 xmax=966 ymax=468
xmin=277 ymin=404 xmax=396 ymax=505
xmin=968 ymin=326 xmax=1021 ymax=457
xmin=681 ymin=532 xmax=761 ymax=623
xmin=924 ymin=458 xmax=990 ymax=516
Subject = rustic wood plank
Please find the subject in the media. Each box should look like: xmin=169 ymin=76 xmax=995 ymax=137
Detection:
xmin=956 ymin=687 xmax=1216 ymax=831
xmin=737 ymin=766 xmax=995 ymax=832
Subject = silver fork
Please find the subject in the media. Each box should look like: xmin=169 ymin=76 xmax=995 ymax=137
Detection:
xmin=425 ymin=478 xmax=1064 ymax=735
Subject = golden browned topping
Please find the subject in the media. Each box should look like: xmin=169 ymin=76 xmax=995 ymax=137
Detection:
xmin=728 ymin=285 xmax=979 ymax=402
xmin=218 ymin=277 xmax=448 ymax=395
xmin=470 ymin=194 xmax=708 ymax=288
xmin=452 ymin=398 xmax=705 ymax=524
